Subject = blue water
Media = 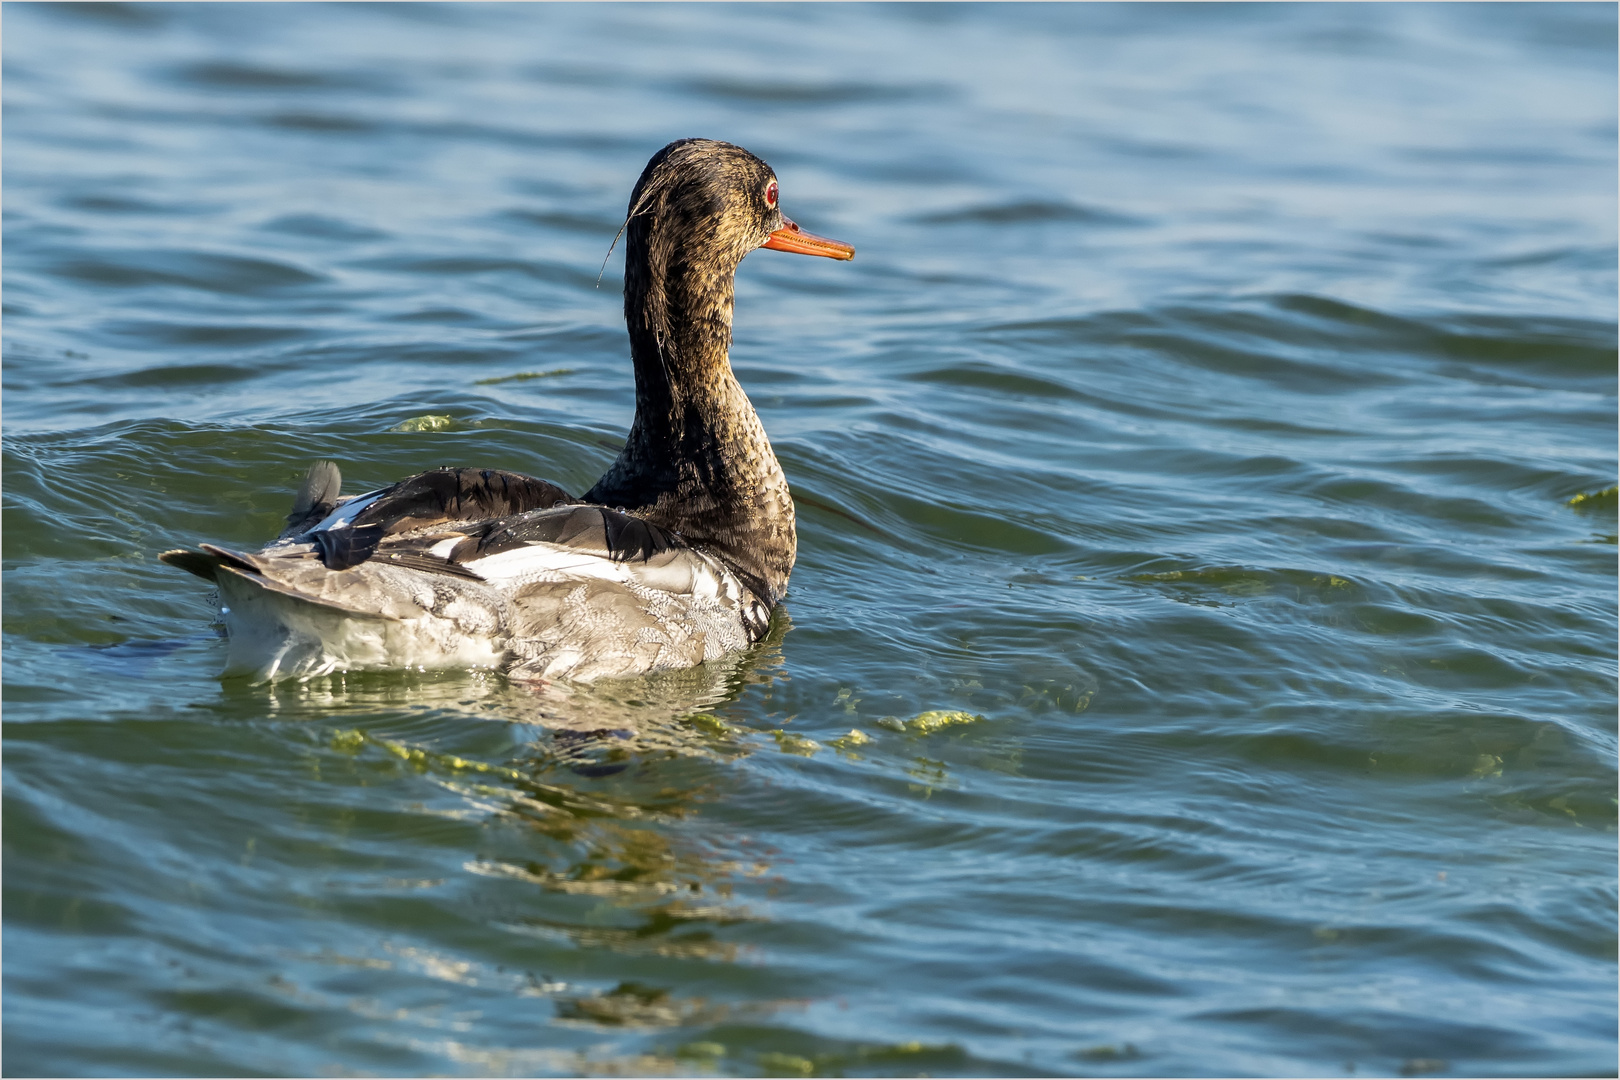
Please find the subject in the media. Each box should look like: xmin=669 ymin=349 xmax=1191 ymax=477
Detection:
xmin=4 ymin=3 xmax=1616 ymax=1076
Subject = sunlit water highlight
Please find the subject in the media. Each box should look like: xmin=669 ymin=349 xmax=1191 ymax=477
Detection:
xmin=4 ymin=4 xmax=1616 ymax=1076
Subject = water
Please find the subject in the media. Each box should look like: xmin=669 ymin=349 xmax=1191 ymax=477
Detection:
xmin=4 ymin=3 xmax=1615 ymax=1075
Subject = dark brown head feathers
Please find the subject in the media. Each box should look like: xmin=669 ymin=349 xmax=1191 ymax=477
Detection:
xmin=625 ymin=140 xmax=782 ymax=257
xmin=619 ymin=140 xmax=781 ymax=361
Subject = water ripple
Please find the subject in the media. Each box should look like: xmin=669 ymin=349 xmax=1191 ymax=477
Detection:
xmin=3 ymin=3 xmax=1614 ymax=1077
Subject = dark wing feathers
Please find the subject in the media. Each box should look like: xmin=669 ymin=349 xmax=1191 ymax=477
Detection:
xmin=374 ymin=549 xmax=486 ymax=581
xmin=306 ymin=504 xmax=680 ymax=583
xmin=454 ymin=505 xmax=682 ymax=564
xmin=601 ymin=507 xmax=678 ymax=561
xmin=312 ymin=523 xmax=385 ymax=570
xmin=162 ymin=466 xmax=685 ymax=585
xmin=307 ymin=467 xmax=575 ymax=571
xmin=355 ymin=468 xmax=574 ymax=531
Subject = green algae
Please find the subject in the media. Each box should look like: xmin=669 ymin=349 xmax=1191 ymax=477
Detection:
xmin=828 ymin=728 xmax=871 ymax=760
xmin=331 ymin=729 xmax=650 ymax=820
xmin=907 ymin=709 xmax=983 ymax=733
xmin=675 ymin=1041 xmax=726 ymax=1060
xmin=873 ymin=709 xmax=986 ymax=736
xmin=683 ymin=712 xmax=730 ymax=735
xmin=757 ymin=1052 xmax=815 ymax=1076
xmin=1131 ymin=565 xmax=1356 ymax=598
xmin=728 ymin=1038 xmax=964 ymax=1077
xmin=389 ymin=413 xmax=455 ymax=432
xmin=771 ymin=730 xmax=820 ymax=757
xmin=829 ymin=728 xmax=871 ymax=749
xmin=474 ymin=367 xmax=573 ymax=386
xmin=1567 ymin=485 xmax=1617 ymax=509
xmin=1076 ymin=1042 xmax=1141 ymax=1061
xmin=329 ymin=728 xmax=365 ymax=754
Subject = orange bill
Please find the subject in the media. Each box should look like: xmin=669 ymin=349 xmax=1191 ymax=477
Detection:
xmin=762 ymin=217 xmax=855 ymax=260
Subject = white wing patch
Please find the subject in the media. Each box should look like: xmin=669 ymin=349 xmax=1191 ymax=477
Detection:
xmin=466 ymin=544 xmax=637 ymax=584
xmin=309 ymin=488 xmax=388 ymax=533
xmin=465 ymin=540 xmax=741 ymax=605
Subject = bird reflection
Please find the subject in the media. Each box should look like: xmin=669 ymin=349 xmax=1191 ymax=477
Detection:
xmin=242 ymin=613 xmax=793 ymax=991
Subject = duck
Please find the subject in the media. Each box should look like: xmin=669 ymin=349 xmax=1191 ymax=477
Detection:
xmin=161 ymin=138 xmax=854 ymax=683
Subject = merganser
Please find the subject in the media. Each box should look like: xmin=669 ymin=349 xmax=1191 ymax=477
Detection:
xmin=161 ymin=139 xmax=854 ymax=683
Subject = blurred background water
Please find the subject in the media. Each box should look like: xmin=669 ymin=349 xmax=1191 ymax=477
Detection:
xmin=3 ymin=3 xmax=1616 ymax=1076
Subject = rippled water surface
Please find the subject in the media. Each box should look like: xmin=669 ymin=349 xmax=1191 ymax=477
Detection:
xmin=5 ymin=4 xmax=1616 ymax=1076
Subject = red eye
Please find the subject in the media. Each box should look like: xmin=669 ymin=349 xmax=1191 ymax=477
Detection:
xmin=765 ymin=181 xmax=778 ymax=208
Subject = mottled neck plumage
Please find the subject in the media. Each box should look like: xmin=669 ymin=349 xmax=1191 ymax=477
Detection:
xmin=584 ymin=168 xmax=796 ymax=606
xmin=621 ymin=220 xmax=740 ymax=437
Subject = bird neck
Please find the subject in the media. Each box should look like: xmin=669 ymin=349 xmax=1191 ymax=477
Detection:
xmin=584 ymin=237 xmax=796 ymax=605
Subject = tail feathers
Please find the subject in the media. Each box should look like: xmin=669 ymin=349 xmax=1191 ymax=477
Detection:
xmin=215 ymin=563 xmax=388 ymax=620
xmin=166 ymin=460 xmax=346 ymax=578
xmin=283 ymin=459 xmax=343 ymax=538
xmin=159 ymin=543 xmax=267 ymax=583
xmin=159 ymin=547 xmax=223 ymax=582
xmin=160 ymin=543 xmax=388 ymax=621
xmin=159 ymin=543 xmax=272 ymax=584
xmin=162 ymin=538 xmax=489 ymax=619
xmin=202 ymin=543 xmax=443 ymax=624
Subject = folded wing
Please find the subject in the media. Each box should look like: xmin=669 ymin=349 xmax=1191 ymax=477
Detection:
xmin=160 ymin=465 xmax=769 ymax=682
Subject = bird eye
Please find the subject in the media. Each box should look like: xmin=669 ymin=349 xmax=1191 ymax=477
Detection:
xmin=765 ymin=181 xmax=778 ymax=208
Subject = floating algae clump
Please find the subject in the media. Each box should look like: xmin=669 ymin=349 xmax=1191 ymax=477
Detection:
xmin=829 ymin=729 xmax=871 ymax=759
xmin=684 ymin=713 xmax=729 ymax=735
xmin=771 ymin=730 xmax=820 ymax=756
xmin=1567 ymin=485 xmax=1618 ymax=509
xmin=329 ymin=728 xmax=366 ymax=753
xmin=910 ymin=709 xmax=982 ymax=733
xmin=475 ymin=368 xmax=573 ymax=386
xmin=391 ymin=414 xmax=456 ymax=432
xmin=875 ymin=710 xmax=985 ymax=735
xmin=757 ymin=1052 xmax=814 ymax=1076
xmin=675 ymin=1042 xmax=725 ymax=1061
